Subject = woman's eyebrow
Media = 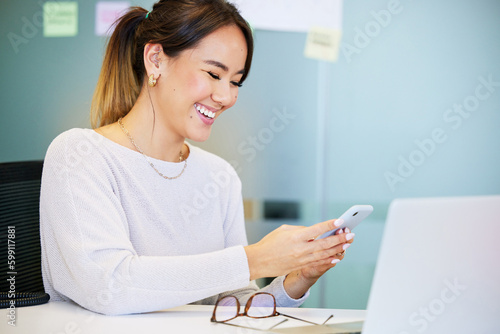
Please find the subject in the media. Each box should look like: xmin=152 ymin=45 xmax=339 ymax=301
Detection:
xmin=204 ymin=59 xmax=245 ymax=75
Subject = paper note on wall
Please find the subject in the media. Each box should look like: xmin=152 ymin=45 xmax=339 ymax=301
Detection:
xmin=232 ymin=0 xmax=342 ymax=32
xmin=95 ymin=2 xmax=131 ymax=36
xmin=43 ymin=2 xmax=78 ymax=37
xmin=304 ymin=27 xmax=342 ymax=62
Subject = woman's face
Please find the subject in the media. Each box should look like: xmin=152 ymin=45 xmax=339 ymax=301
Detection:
xmin=155 ymin=25 xmax=248 ymax=142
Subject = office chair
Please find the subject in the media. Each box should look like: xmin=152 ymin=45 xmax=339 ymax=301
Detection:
xmin=0 ymin=160 xmax=50 ymax=308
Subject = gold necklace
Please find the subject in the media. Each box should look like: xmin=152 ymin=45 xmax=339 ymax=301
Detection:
xmin=118 ymin=117 xmax=188 ymax=180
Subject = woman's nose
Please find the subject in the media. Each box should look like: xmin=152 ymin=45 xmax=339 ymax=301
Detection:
xmin=211 ymin=82 xmax=234 ymax=107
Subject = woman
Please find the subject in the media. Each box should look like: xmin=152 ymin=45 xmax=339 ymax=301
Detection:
xmin=40 ymin=0 xmax=354 ymax=315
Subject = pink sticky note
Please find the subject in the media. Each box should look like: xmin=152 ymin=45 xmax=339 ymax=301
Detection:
xmin=95 ymin=2 xmax=130 ymax=36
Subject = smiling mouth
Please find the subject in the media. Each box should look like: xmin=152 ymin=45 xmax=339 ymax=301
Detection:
xmin=194 ymin=103 xmax=216 ymax=119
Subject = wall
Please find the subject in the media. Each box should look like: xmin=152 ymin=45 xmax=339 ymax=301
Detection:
xmin=0 ymin=0 xmax=153 ymax=161
xmin=317 ymin=0 xmax=500 ymax=308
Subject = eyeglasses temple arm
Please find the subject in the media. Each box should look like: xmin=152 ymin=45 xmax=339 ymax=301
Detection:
xmin=267 ymin=318 xmax=289 ymax=330
xmin=216 ymin=321 xmax=267 ymax=332
xmin=322 ymin=314 xmax=335 ymax=325
xmin=279 ymin=312 xmax=321 ymax=326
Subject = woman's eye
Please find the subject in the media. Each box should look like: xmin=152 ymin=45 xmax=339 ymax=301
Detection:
xmin=207 ymin=71 xmax=242 ymax=88
xmin=207 ymin=72 xmax=220 ymax=80
xmin=231 ymin=81 xmax=243 ymax=88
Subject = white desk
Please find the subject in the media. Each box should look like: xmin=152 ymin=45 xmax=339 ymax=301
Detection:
xmin=2 ymin=301 xmax=365 ymax=334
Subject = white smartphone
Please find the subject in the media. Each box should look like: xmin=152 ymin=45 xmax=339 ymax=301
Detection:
xmin=317 ymin=205 xmax=373 ymax=239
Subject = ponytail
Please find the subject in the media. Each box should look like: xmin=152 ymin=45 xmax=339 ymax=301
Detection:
xmin=90 ymin=7 xmax=147 ymax=128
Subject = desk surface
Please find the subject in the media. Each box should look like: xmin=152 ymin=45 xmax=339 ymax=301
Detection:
xmin=2 ymin=301 xmax=366 ymax=334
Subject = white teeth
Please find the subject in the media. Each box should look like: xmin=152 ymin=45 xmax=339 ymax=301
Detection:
xmin=195 ymin=104 xmax=215 ymax=119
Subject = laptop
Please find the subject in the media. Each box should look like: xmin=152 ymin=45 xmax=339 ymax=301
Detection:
xmin=362 ymin=196 xmax=500 ymax=334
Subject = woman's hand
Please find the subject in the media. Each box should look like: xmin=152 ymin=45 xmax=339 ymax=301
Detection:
xmin=244 ymin=219 xmax=354 ymax=281
xmin=302 ymin=227 xmax=354 ymax=279
xmin=282 ymin=227 xmax=355 ymax=299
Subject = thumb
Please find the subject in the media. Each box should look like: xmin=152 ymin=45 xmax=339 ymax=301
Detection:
xmin=305 ymin=219 xmax=344 ymax=240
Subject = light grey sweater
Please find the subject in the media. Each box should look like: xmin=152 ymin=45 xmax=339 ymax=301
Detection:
xmin=40 ymin=129 xmax=308 ymax=315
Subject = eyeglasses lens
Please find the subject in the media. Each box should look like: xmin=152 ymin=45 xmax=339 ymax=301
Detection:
xmin=247 ymin=294 xmax=275 ymax=318
xmin=215 ymin=296 xmax=238 ymax=321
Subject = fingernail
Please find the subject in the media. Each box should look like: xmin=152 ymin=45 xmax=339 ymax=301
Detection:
xmin=334 ymin=219 xmax=344 ymax=227
xmin=336 ymin=228 xmax=344 ymax=234
xmin=331 ymin=259 xmax=340 ymax=264
xmin=345 ymin=227 xmax=351 ymax=233
xmin=343 ymin=243 xmax=351 ymax=250
xmin=345 ymin=233 xmax=355 ymax=241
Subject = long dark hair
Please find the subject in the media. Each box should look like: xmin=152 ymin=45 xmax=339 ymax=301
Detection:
xmin=91 ymin=0 xmax=254 ymax=128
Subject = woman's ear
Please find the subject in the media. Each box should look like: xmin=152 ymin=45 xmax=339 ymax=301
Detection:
xmin=143 ymin=43 xmax=163 ymax=75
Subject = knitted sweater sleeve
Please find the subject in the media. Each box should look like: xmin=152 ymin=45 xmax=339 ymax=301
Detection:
xmin=218 ymin=161 xmax=310 ymax=308
xmin=40 ymin=132 xmax=251 ymax=315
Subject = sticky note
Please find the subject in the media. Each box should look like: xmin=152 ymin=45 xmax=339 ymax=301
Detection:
xmin=304 ymin=27 xmax=342 ymax=62
xmin=95 ymin=2 xmax=130 ymax=36
xmin=44 ymin=2 xmax=78 ymax=37
xmin=243 ymin=199 xmax=256 ymax=220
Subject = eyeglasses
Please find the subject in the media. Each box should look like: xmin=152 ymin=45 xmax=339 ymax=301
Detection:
xmin=211 ymin=292 xmax=334 ymax=331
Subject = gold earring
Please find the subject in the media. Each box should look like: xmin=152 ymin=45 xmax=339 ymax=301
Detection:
xmin=148 ymin=73 xmax=160 ymax=87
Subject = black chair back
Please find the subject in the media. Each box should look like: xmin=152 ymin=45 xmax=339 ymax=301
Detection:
xmin=0 ymin=160 xmax=49 ymax=307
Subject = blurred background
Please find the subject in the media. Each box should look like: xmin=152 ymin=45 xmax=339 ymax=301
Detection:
xmin=1 ymin=0 xmax=499 ymax=309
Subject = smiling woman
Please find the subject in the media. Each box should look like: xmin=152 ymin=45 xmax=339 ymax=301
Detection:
xmin=39 ymin=0 xmax=355 ymax=316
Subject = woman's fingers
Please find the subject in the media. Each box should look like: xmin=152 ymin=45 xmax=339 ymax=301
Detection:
xmin=287 ymin=223 xmax=356 ymax=276
xmin=305 ymin=253 xmax=344 ymax=268
xmin=292 ymin=224 xmax=355 ymax=271
xmin=246 ymin=218 xmax=356 ymax=279
xmin=314 ymin=231 xmax=354 ymax=251
xmin=310 ymin=226 xmax=355 ymax=263
xmin=344 ymin=227 xmax=354 ymax=244
xmin=304 ymin=219 xmax=345 ymax=241
xmin=305 ymin=239 xmax=352 ymax=264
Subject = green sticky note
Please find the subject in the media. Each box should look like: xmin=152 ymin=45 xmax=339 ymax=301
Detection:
xmin=44 ymin=2 xmax=78 ymax=37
